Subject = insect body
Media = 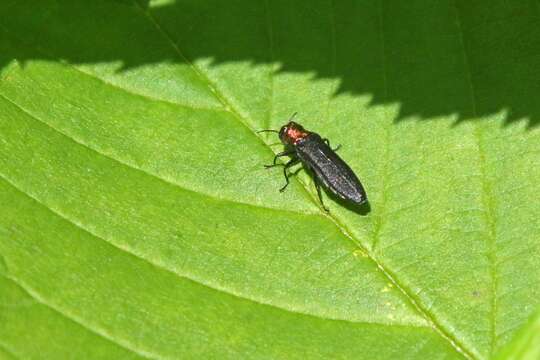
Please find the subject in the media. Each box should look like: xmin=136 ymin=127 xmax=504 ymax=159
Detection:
xmin=260 ymin=119 xmax=367 ymax=210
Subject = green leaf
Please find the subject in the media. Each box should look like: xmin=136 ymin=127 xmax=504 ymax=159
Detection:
xmin=495 ymin=309 xmax=540 ymax=360
xmin=0 ymin=0 xmax=539 ymax=359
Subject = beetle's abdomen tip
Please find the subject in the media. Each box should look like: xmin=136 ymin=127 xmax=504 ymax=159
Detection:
xmin=356 ymin=198 xmax=368 ymax=205
xmin=351 ymin=193 xmax=367 ymax=205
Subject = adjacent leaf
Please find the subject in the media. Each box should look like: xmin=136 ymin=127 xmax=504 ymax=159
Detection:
xmin=1 ymin=0 xmax=539 ymax=359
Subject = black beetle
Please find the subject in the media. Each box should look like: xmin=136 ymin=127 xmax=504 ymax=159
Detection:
xmin=259 ymin=116 xmax=367 ymax=211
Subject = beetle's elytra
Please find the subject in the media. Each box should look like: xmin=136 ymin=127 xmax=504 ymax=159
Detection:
xmin=259 ymin=116 xmax=367 ymax=211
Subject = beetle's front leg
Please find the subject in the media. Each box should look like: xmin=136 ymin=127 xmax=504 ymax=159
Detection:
xmin=264 ymin=150 xmax=296 ymax=168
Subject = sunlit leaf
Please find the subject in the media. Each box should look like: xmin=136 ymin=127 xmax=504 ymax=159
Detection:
xmin=1 ymin=1 xmax=539 ymax=359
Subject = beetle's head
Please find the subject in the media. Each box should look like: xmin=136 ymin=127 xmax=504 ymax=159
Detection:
xmin=279 ymin=121 xmax=309 ymax=145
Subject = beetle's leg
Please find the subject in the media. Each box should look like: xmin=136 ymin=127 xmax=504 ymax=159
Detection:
xmin=264 ymin=150 xmax=296 ymax=168
xmin=279 ymin=158 xmax=300 ymax=192
xmin=313 ymin=175 xmax=329 ymax=212
xmin=323 ymin=138 xmax=341 ymax=152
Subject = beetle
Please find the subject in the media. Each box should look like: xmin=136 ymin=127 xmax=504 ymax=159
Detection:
xmin=259 ymin=115 xmax=367 ymax=211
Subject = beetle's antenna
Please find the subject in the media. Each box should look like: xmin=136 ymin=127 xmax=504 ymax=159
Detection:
xmin=289 ymin=112 xmax=298 ymax=121
xmin=257 ymin=129 xmax=279 ymax=133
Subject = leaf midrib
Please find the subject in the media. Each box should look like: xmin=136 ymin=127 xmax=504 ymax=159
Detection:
xmin=132 ymin=1 xmax=475 ymax=359
xmin=0 ymin=27 xmax=434 ymax=328
xmin=0 ymin=1 xmax=486 ymax=357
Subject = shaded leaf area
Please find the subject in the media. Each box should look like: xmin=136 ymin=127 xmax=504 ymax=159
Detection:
xmin=0 ymin=0 xmax=539 ymax=126
xmin=0 ymin=0 xmax=540 ymax=359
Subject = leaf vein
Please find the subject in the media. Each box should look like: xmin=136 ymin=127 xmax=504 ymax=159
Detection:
xmin=0 ymin=92 xmax=316 ymax=217
xmin=0 ymin=175 xmax=425 ymax=329
xmin=0 ymin=25 xmax=224 ymax=113
xmin=2 ymin=275 xmax=159 ymax=360
xmin=132 ymin=1 xmax=477 ymax=357
xmin=452 ymin=2 xmax=498 ymax=355
xmin=0 ymin=342 xmax=20 ymax=360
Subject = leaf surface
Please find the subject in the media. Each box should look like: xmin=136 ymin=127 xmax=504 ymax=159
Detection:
xmin=1 ymin=1 xmax=539 ymax=359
